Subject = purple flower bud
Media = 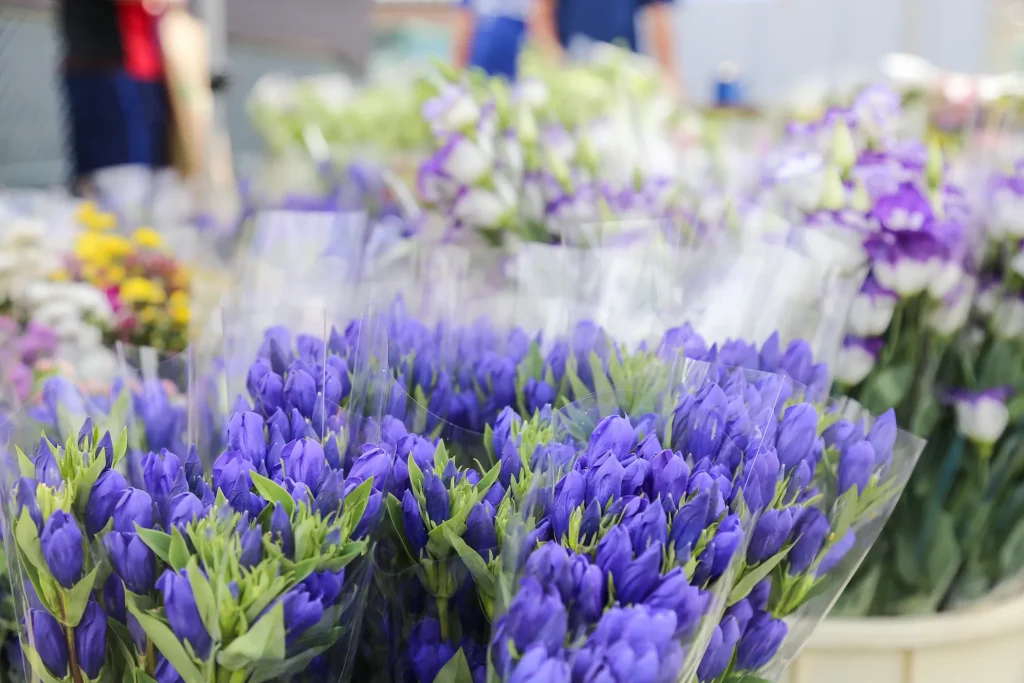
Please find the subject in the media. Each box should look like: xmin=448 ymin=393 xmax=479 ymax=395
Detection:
xmin=747 ymin=508 xmax=798 ymax=564
xmin=776 ymin=404 xmax=819 ymax=471
xmin=402 ymin=489 xmax=429 ymax=555
xmin=353 ymin=491 xmax=382 ymax=539
xmin=644 ymin=567 xmax=707 ymax=635
xmin=739 ymin=448 xmax=781 ymax=513
xmin=14 ymin=477 xmax=43 ymax=531
xmin=155 ymin=569 xmax=211 ymax=658
xmin=788 ymin=507 xmax=830 ymax=574
xmin=694 ymin=514 xmax=742 ymax=585
xmin=41 ymin=510 xmax=83 ymax=588
xmin=257 ymin=372 xmax=285 ymax=416
xmin=651 ymin=450 xmax=690 ymax=505
xmin=422 ymin=471 xmax=450 ymax=525
xmin=580 ymin=499 xmax=601 ymax=545
xmin=628 ymin=503 xmax=668 ymax=552
xmin=348 ymin=446 xmax=391 ymax=492
xmin=618 ymin=542 xmax=662 ymax=605
xmin=587 ymin=456 xmax=624 ymax=510
xmin=697 ymin=616 xmax=741 ymax=682
xmin=465 ymin=501 xmax=498 ymax=559
xmin=725 ymin=597 xmax=754 ymax=633
xmin=822 ymin=419 xmax=857 ymax=451
xmin=228 ymin=412 xmax=267 ymax=467
xmin=247 ymin=358 xmax=272 ymax=403
xmin=33 ymin=446 xmax=61 ymax=488
xmin=524 ymin=378 xmax=556 ymax=416
xmin=26 ymin=609 xmax=67 ymax=677
xmin=113 ymin=488 xmax=154 ymax=532
xmin=213 ymin=451 xmax=261 ymax=515
xmin=296 ymin=334 xmax=325 ymax=363
xmin=281 ymin=585 xmax=324 ymax=645
xmin=660 ymin=324 xmax=709 ymax=360
xmin=314 ymin=470 xmax=342 ymax=518
xmin=568 ymin=555 xmax=605 ymax=627
xmin=105 ymin=531 xmax=156 ymax=593
xmin=142 ymin=450 xmax=187 ymax=525
xmin=267 ymin=409 xmax=290 ymax=443
xmin=838 ymin=441 xmax=876 ymax=495
xmin=817 ymin=530 xmax=856 ymax=576
xmin=104 ymin=573 xmax=126 ymax=623
xmin=499 ymin=576 xmax=567 ymax=655
xmin=167 ymin=492 xmax=205 ymax=532
xmin=595 ymin=526 xmax=633 ymax=588
xmin=509 ymin=646 xmax=571 ymax=683
xmin=781 ymin=339 xmax=815 ymax=386
xmin=407 ymin=618 xmax=455 ymax=683
xmin=238 ymin=524 xmax=263 ymax=568
xmin=620 ymin=457 xmax=650 ymax=496
xmin=785 ymin=459 xmax=813 ymax=503
xmin=687 ymin=385 xmax=729 ymax=460
xmin=552 ymin=470 xmax=586 ymax=540
xmin=735 ymin=612 xmax=788 ymax=672
xmin=75 ymin=598 xmax=107 ymax=679
xmin=670 ymin=489 xmax=711 ymax=556
xmin=492 ymin=407 xmax=522 ymax=456
xmin=282 ymin=439 xmax=327 ymax=491
xmin=155 ymin=655 xmax=183 ymax=683
xmin=867 ymin=409 xmax=898 ymax=471
xmin=270 ymin=502 xmax=294 ymax=558
xmin=587 ymin=416 xmax=636 ymax=462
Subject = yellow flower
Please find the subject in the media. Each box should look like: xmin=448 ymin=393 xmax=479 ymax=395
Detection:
xmin=81 ymin=262 xmax=102 ymax=283
xmin=132 ymin=227 xmax=164 ymax=249
xmin=103 ymin=234 xmax=134 ymax=258
xmin=120 ymin=277 xmax=167 ymax=305
xmin=170 ymin=304 xmax=191 ymax=326
xmin=75 ymin=201 xmax=99 ymax=224
xmin=139 ymin=306 xmax=160 ymax=325
xmin=169 ymin=290 xmax=190 ymax=308
xmin=106 ymin=265 xmax=126 ymax=284
xmin=74 ymin=233 xmax=109 ymax=265
xmin=82 ymin=211 xmax=117 ymax=232
xmin=50 ymin=269 xmax=70 ymax=283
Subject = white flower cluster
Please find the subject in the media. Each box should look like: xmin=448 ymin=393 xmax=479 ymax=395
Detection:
xmin=0 ymin=216 xmax=116 ymax=381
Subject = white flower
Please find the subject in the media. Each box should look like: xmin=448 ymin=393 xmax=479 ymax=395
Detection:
xmin=454 ymin=179 xmax=515 ymax=228
xmin=873 ymin=256 xmax=940 ymax=297
xmin=848 ymin=291 xmax=897 ymax=337
xmin=992 ymin=296 xmax=1024 ymax=339
xmin=516 ymin=78 xmax=549 ymax=109
xmin=928 ymin=277 xmax=975 ymax=336
xmin=1011 ymin=245 xmax=1024 ymax=278
xmin=928 ymin=260 xmax=963 ymax=299
xmin=954 ymin=392 xmax=1010 ymax=445
xmin=975 ymin=283 xmax=1000 ymax=316
xmin=835 ymin=342 xmax=877 ymax=386
xmin=438 ymin=136 xmax=493 ymax=186
xmin=991 ymin=188 xmax=1024 ymax=238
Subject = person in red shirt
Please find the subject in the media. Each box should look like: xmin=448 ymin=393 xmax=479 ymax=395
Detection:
xmin=58 ymin=0 xmax=174 ymax=194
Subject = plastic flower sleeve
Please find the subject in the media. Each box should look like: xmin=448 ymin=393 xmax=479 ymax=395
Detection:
xmin=488 ymin=354 xmax=792 ymax=683
xmin=695 ymin=391 xmax=924 ymax=683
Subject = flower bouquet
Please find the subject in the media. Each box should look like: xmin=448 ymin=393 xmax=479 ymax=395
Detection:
xmin=64 ymin=204 xmax=193 ymax=353
xmin=0 ymin=306 xmax=396 ymax=683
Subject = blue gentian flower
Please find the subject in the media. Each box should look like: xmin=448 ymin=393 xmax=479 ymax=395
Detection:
xmin=86 ymin=469 xmax=127 ymax=535
xmin=697 ymin=615 xmax=741 ymax=681
xmin=26 ymin=609 xmax=67 ymax=677
xmin=75 ymin=599 xmax=107 ymax=679
xmin=776 ymin=404 xmax=819 ymax=471
xmin=735 ymin=612 xmax=788 ymax=672
xmin=586 ymin=416 xmax=635 ymax=463
xmin=105 ymin=532 xmax=156 ymax=593
xmin=40 ymin=510 xmax=84 ymax=588
xmin=156 ymin=569 xmax=212 ymax=658
xmin=838 ymin=441 xmax=875 ymax=494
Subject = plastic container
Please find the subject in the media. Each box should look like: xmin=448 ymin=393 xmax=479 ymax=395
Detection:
xmin=783 ymin=593 xmax=1024 ymax=683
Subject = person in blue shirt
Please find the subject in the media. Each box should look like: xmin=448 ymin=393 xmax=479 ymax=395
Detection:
xmin=453 ymin=0 xmax=532 ymax=80
xmin=530 ymin=0 xmax=683 ymax=96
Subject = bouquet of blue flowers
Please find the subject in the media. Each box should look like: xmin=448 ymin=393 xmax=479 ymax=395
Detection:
xmin=490 ymin=352 xmax=925 ymax=683
xmin=0 ymin=312 xmax=397 ymax=683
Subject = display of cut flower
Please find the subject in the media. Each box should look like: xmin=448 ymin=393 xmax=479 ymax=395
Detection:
xmin=63 ymin=204 xmax=193 ymax=352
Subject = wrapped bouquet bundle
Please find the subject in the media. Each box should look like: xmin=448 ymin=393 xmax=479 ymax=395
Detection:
xmin=0 ymin=307 xmax=398 ymax=683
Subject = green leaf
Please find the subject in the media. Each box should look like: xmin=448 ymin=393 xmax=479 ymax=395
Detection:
xmin=343 ymin=477 xmax=374 ymax=529
xmin=442 ymin=527 xmax=495 ymax=599
xmin=250 ymin=472 xmax=295 ymax=516
xmin=408 ymin=454 xmax=425 ymax=498
xmin=22 ymin=643 xmax=69 ymax=683
xmin=861 ymin=363 xmax=915 ymax=412
xmin=217 ymin=600 xmax=287 ymax=670
xmin=385 ymin=493 xmax=416 ymax=560
xmin=16 ymin=445 xmax=35 ymax=478
xmin=830 ymin=487 xmax=861 ymax=542
xmin=434 ymin=440 xmax=450 ymax=472
xmin=114 ymin=428 xmax=129 ymax=466
xmin=135 ymin=527 xmax=173 ymax=566
xmin=247 ymin=646 xmax=331 ymax=683
xmin=473 ymin=462 xmax=501 ymax=501
xmin=999 ymin=516 xmax=1024 ymax=576
xmin=15 ymin=508 xmax=48 ymax=575
xmin=62 ymin=564 xmax=101 ymax=627
xmin=432 ymin=648 xmax=474 ymax=683
xmin=186 ymin=558 xmax=219 ymax=640
xmin=727 ymin=544 xmax=792 ymax=606
xmin=168 ymin=527 xmax=191 ymax=572
xmin=926 ymin=511 xmax=961 ymax=586
xmin=125 ymin=597 xmax=205 ymax=683
xmin=589 ymin=352 xmax=617 ymax=417
xmin=1008 ymin=394 xmax=1024 ymax=424
xmin=108 ymin=617 xmax=140 ymax=668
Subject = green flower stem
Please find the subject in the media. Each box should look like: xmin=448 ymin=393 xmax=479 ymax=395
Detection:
xmin=59 ymin=596 xmax=84 ymax=683
xmin=437 ymin=596 xmax=451 ymax=642
xmin=146 ymin=638 xmax=156 ymax=678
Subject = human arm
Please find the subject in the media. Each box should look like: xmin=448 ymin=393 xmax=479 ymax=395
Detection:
xmin=529 ymin=0 xmax=564 ymax=62
xmin=642 ymin=0 xmax=684 ymax=99
xmin=452 ymin=2 xmax=475 ymax=69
